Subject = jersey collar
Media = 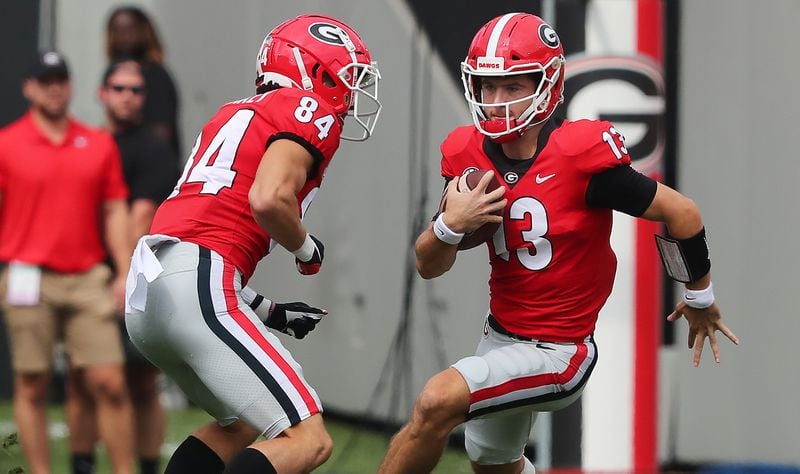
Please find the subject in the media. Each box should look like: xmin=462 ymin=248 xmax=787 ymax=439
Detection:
xmin=481 ymin=116 xmax=563 ymax=187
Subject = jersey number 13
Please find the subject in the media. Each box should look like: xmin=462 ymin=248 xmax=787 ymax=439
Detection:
xmin=492 ymin=196 xmax=553 ymax=271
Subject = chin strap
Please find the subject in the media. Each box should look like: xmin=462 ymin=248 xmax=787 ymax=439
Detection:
xmin=482 ymin=118 xmax=530 ymax=144
xmin=292 ymin=47 xmax=313 ymax=91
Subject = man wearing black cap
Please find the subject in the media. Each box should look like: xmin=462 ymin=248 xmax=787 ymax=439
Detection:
xmin=0 ymin=51 xmax=136 ymax=474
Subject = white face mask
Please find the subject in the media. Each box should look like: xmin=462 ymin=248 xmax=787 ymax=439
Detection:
xmin=461 ymin=55 xmax=563 ymax=141
xmin=339 ymin=61 xmax=382 ymax=142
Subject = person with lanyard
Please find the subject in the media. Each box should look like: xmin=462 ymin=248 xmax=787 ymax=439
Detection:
xmin=0 ymin=50 xmax=135 ymax=474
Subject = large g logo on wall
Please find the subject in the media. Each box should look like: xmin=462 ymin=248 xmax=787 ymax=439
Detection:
xmin=564 ymin=56 xmax=665 ymax=175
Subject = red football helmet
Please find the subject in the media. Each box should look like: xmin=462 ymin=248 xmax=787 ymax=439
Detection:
xmin=256 ymin=14 xmax=381 ymax=141
xmin=461 ymin=13 xmax=565 ymax=143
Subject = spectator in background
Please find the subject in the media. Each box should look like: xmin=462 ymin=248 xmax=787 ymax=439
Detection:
xmin=0 ymin=51 xmax=135 ymax=474
xmin=66 ymin=60 xmax=179 ymax=474
xmin=106 ymin=5 xmax=181 ymax=156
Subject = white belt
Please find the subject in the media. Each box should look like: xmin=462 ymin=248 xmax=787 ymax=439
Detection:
xmin=124 ymin=234 xmax=180 ymax=313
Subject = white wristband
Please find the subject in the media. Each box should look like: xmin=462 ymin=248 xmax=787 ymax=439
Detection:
xmin=240 ymin=286 xmax=274 ymax=322
xmin=292 ymin=233 xmax=316 ymax=261
xmin=433 ymin=213 xmax=464 ymax=245
xmin=240 ymin=286 xmax=258 ymax=305
xmin=683 ymin=282 xmax=715 ymax=309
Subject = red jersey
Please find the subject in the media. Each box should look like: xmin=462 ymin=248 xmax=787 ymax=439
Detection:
xmin=0 ymin=112 xmax=129 ymax=273
xmin=441 ymin=119 xmax=632 ymax=342
xmin=151 ymin=88 xmax=341 ymax=280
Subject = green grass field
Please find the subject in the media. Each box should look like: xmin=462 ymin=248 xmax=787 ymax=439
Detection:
xmin=0 ymin=402 xmax=471 ymax=473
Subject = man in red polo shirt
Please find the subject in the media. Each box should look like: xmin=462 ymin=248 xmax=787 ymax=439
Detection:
xmin=0 ymin=51 xmax=135 ymax=474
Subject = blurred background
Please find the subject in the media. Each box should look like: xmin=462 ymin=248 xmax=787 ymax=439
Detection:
xmin=1 ymin=0 xmax=799 ymax=472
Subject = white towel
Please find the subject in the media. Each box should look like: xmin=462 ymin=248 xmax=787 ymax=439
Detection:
xmin=125 ymin=234 xmax=180 ymax=313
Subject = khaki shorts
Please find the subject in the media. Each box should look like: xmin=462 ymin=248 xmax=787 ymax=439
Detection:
xmin=0 ymin=264 xmax=124 ymax=372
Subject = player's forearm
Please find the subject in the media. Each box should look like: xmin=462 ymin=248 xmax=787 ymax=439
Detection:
xmin=250 ymin=185 xmax=307 ymax=252
xmin=104 ymin=200 xmax=133 ymax=274
xmin=415 ymin=226 xmax=458 ymax=279
xmin=662 ymin=199 xmax=703 ymax=240
xmin=642 ymin=183 xmax=703 ymax=238
xmin=645 ymin=184 xmax=713 ymax=290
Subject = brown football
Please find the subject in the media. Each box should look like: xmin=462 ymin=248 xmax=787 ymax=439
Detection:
xmin=438 ymin=169 xmax=503 ymax=250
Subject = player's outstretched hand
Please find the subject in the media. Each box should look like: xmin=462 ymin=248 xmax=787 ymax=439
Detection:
xmin=295 ymin=235 xmax=325 ymax=275
xmin=267 ymin=301 xmax=328 ymax=339
xmin=667 ymin=301 xmax=739 ymax=367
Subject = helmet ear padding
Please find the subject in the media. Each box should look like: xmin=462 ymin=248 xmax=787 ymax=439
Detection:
xmin=320 ymin=70 xmax=336 ymax=88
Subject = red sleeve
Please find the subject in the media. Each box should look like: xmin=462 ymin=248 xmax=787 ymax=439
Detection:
xmin=553 ymin=119 xmax=632 ymax=174
xmin=261 ymin=89 xmax=342 ymax=166
xmin=101 ymin=134 xmax=129 ymax=201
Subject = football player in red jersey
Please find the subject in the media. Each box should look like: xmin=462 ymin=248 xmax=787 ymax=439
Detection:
xmin=123 ymin=14 xmax=381 ymax=474
xmin=380 ymin=13 xmax=738 ymax=474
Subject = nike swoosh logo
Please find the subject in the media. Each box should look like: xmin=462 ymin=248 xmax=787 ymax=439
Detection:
xmin=535 ymin=173 xmax=556 ymax=184
xmin=685 ymin=295 xmax=696 ymax=300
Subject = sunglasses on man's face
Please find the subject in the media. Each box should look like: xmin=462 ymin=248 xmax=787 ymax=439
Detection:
xmin=108 ymin=84 xmax=145 ymax=95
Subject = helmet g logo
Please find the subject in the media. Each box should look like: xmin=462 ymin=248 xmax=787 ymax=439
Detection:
xmin=539 ymin=24 xmax=560 ymax=48
xmin=309 ymin=22 xmax=348 ymax=45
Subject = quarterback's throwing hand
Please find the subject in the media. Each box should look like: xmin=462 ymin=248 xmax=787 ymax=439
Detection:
xmin=667 ymin=301 xmax=739 ymax=367
xmin=294 ymin=234 xmax=325 ymax=275
xmin=267 ymin=301 xmax=328 ymax=339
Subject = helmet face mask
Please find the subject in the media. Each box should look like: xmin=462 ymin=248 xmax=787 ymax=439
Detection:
xmin=461 ymin=13 xmax=565 ymax=143
xmin=255 ymin=14 xmax=382 ymax=141
xmin=337 ymin=60 xmax=381 ymax=141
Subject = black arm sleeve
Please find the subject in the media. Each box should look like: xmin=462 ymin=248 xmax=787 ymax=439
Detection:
xmin=585 ymin=165 xmax=658 ymax=217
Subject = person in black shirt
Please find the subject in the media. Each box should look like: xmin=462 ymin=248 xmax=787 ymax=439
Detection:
xmin=105 ymin=6 xmax=181 ymax=157
xmin=67 ymin=60 xmax=179 ymax=474
xmin=101 ymin=61 xmax=179 ymax=236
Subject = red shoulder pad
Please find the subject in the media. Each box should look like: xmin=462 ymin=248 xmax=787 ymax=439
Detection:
xmin=257 ymin=88 xmax=342 ymax=160
xmin=440 ymin=125 xmax=480 ymax=178
xmin=551 ymin=119 xmax=632 ymax=174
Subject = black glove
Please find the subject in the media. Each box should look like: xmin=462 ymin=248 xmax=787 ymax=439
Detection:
xmin=295 ymin=235 xmax=325 ymax=275
xmin=266 ymin=301 xmax=327 ymax=339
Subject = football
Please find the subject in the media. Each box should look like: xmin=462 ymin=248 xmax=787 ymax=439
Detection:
xmin=438 ymin=169 xmax=503 ymax=250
